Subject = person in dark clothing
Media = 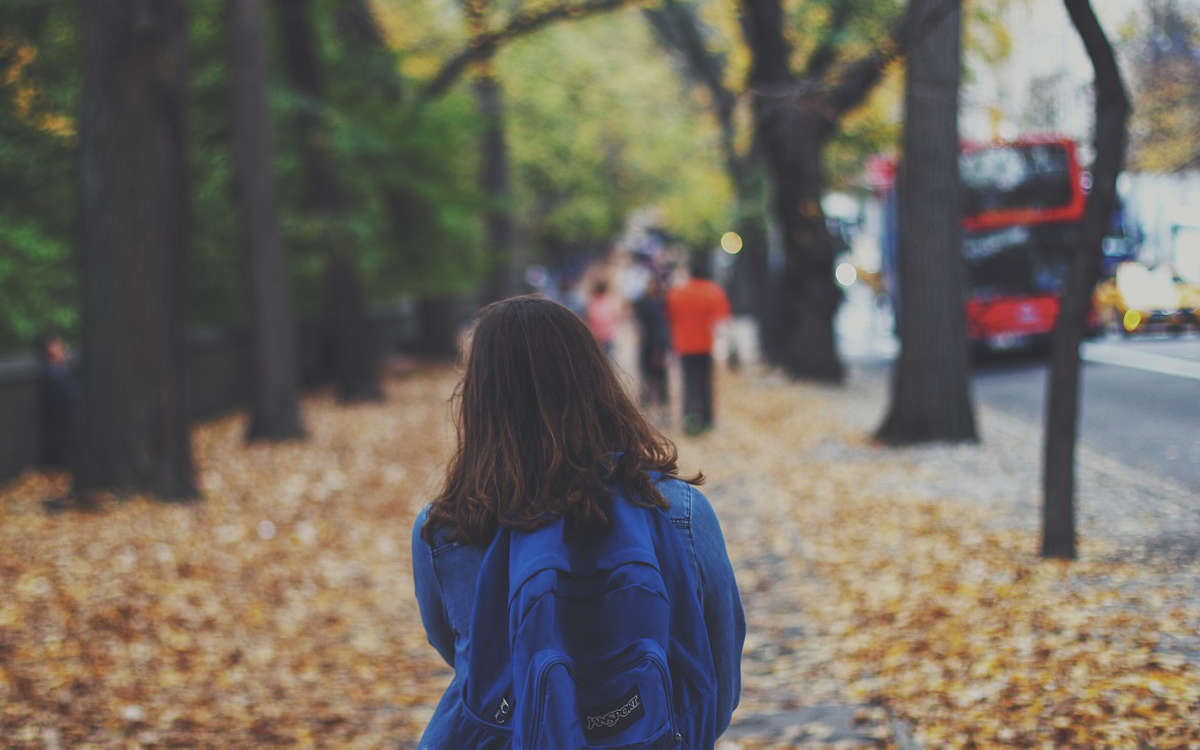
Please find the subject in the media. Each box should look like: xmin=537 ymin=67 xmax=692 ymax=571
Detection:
xmin=35 ymin=333 xmax=79 ymax=470
xmin=633 ymin=274 xmax=671 ymax=422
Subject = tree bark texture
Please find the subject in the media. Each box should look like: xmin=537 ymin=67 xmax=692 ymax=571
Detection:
xmin=232 ymin=0 xmax=306 ymax=441
xmin=740 ymin=0 xmax=844 ymax=381
xmin=76 ymin=0 xmax=196 ymax=500
xmin=275 ymin=0 xmax=382 ymax=402
xmin=423 ymin=0 xmax=633 ymax=100
xmin=739 ymin=0 xmax=958 ymax=379
xmin=1042 ymin=0 xmax=1130 ymax=559
xmin=876 ymin=0 xmax=978 ymax=444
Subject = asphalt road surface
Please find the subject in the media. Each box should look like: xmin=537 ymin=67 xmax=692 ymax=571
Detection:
xmin=969 ymin=335 xmax=1200 ymax=492
xmin=834 ymin=281 xmax=1200 ymax=492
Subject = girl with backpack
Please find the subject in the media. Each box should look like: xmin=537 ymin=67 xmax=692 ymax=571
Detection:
xmin=413 ymin=295 xmax=744 ymax=749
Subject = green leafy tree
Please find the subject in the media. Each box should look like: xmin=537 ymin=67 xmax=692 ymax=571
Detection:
xmin=0 ymin=2 xmax=79 ymax=355
xmin=500 ymin=10 xmax=732 ymax=259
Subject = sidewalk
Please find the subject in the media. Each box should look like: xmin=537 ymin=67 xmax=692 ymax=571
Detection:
xmin=1 ymin=364 xmax=1197 ymax=748
xmin=691 ymin=364 xmax=1200 ymax=748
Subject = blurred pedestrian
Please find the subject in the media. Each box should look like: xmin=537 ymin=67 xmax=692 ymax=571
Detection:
xmin=633 ymin=274 xmax=671 ymax=422
xmin=554 ymin=275 xmax=586 ymax=318
xmin=412 ymin=296 xmax=744 ymax=748
xmin=586 ymin=278 xmax=621 ymax=356
xmin=35 ymin=332 xmax=78 ymax=470
xmin=668 ymin=254 xmax=730 ymax=435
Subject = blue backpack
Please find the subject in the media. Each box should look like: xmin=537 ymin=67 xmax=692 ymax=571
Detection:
xmin=447 ymin=493 xmax=718 ymax=749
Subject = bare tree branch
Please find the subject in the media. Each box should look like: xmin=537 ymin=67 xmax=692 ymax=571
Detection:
xmin=825 ymin=0 xmax=961 ymax=116
xmin=645 ymin=0 xmax=748 ymax=180
xmin=748 ymin=0 xmax=963 ymax=119
xmin=422 ymin=0 xmax=638 ymax=99
xmin=336 ymin=0 xmax=387 ymax=46
xmin=646 ymin=0 xmax=734 ymax=112
xmin=336 ymin=0 xmax=403 ymax=102
xmin=1041 ymin=0 xmax=1130 ymax=559
xmin=800 ymin=0 xmax=856 ymax=82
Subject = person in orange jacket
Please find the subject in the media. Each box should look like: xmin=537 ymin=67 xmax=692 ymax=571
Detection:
xmin=667 ymin=254 xmax=730 ymax=434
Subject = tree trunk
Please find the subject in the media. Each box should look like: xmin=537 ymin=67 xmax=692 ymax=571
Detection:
xmin=740 ymin=0 xmax=844 ymax=381
xmin=876 ymin=0 xmax=977 ymax=444
xmin=476 ymin=71 xmax=517 ymax=303
xmin=730 ymin=162 xmax=770 ymax=319
xmin=752 ymin=113 xmax=844 ymax=380
xmin=275 ymin=0 xmax=382 ymax=402
xmin=772 ymin=123 xmax=844 ymax=382
xmin=323 ymin=251 xmax=382 ymax=400
xmin=1042 ymin=0 xmax=1130 ymax=559
xmin=417 ymin=296 xmax=464 ymax=359
xmin=232 ymin=0 xmax=306 ymax=440
xmin=75 ymin=0 xmax=196 ymax=501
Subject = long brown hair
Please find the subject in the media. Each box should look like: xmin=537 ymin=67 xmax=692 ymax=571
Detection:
xmin=423 ymin=295 xmax=701 ymax=547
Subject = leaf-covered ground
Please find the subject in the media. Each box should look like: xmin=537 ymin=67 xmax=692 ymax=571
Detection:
xmin=2 ymin=367 xmax=1197 ymax=748
xmin=691 ymin=372 xmax=1200 ymax=749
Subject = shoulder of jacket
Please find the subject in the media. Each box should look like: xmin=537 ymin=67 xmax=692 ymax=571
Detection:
xmin=414 ymin=503 xmax=458 ymax=554
xmin=655 ymin=478 xmax=693 ymax=524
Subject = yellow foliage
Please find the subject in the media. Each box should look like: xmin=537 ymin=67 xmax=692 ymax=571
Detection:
xmin=0 ymin=36 xmax=75 ymax=138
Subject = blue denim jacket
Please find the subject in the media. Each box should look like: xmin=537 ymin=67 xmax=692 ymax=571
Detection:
xmin=411 ymin=478 xmax=745 ymax=748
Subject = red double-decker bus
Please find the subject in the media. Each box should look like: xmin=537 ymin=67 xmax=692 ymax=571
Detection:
xmin=961 ymin=136 xmax=1086 ymax=231
xmin=879 ymin=136 xmax=1093 ymax=352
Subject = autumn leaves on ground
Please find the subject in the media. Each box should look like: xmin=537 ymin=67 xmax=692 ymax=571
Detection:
xmin=2 ymin=368 xmax=1198 ymax=749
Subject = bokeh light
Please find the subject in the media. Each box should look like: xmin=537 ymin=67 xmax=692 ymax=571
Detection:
xmin=835 ymin=262 xmax=858 ymax=288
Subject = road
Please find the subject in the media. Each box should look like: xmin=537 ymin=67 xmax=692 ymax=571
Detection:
xmin=836 ymin=289 xmax=1200 ymax=492
xmin=971 ymin=336 xmax=1200 ymax=491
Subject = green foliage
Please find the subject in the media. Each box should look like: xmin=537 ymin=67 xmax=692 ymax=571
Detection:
xmin=500 ymin=8 xmax=732 ymax=257
xmin=304 ymin=1 xmax=485 ymax=300
xmin=0 ymin=0 xmax=935 ymax=357
xmin=0 ymin=0 xmax=486 ymax=354
xmin=190 ymin=0 xmax=246 ymax=329
xmin=188 ymin=0 xmax=486 ymax=325
xmin=785 ymin=0 xmax=903 ymax=71
xmin=0 ymin=1 xmax=79 ymax=354
xmin=0 ymin=220 xmax=76 ymax=346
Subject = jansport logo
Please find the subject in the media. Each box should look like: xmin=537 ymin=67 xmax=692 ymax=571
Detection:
xmin=583 ymin=687 xmax=645 ymax=738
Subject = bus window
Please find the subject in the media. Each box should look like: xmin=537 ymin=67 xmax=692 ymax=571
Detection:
xmin=961 ymin=140 xmax=1085 ymax=230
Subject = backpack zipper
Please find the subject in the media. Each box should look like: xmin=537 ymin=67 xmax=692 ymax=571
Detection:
xmin=527 ymin=655 xmax=569 ymax=746
xmin=493 ymin=695 xmax=513 ymax=724
xmin=644 ymin=651 xmax=680 ymax=743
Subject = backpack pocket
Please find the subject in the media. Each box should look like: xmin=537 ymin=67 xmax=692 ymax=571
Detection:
xmin=575 ymin=640 xmax=678 ymax=749
xmin=447 ymin=686 xmax=513 ymax=750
